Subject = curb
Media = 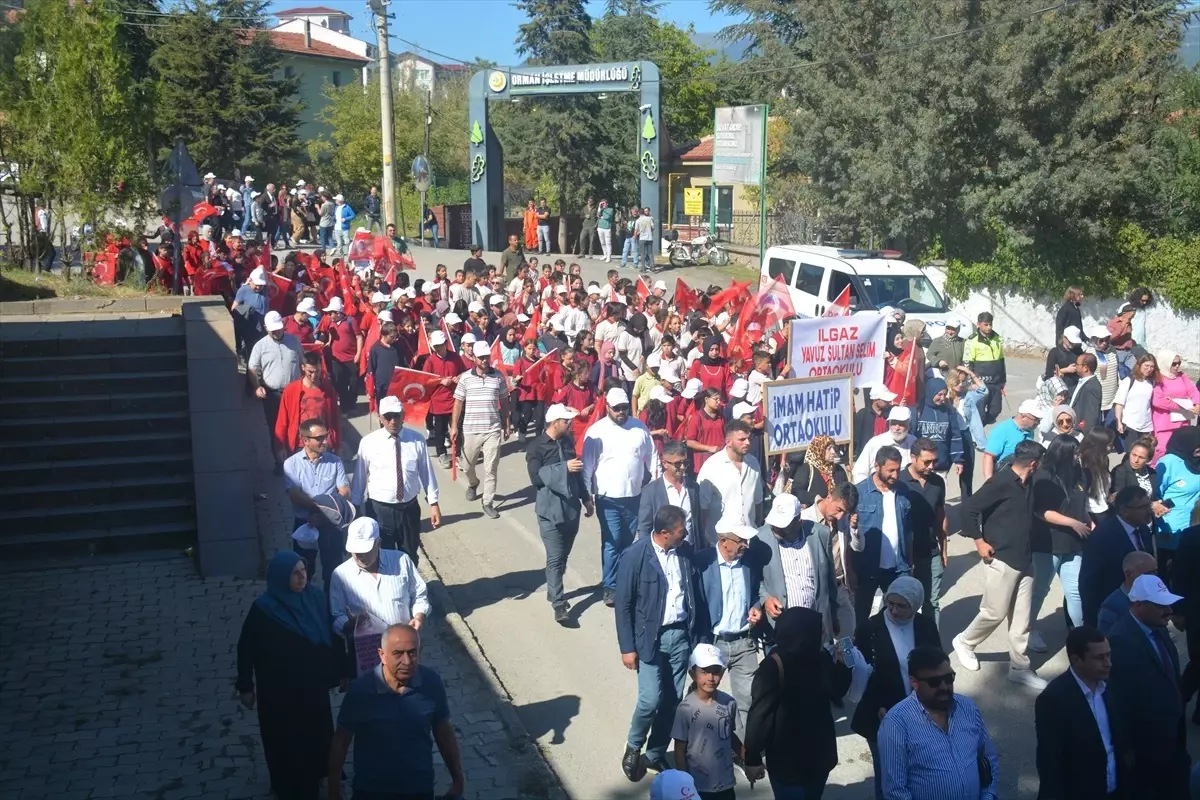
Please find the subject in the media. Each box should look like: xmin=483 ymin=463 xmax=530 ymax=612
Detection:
xmin=417 ymin=548 xmax=569 ymax=800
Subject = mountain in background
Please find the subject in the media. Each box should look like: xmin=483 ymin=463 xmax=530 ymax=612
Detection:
xmin=1183 ymin=18 xmax=1199 ymax=68
xmin=689 ymin=31 xmax=751 ymax=63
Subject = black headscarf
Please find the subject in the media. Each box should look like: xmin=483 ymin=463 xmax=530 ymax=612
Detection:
xmin=1166 ymin=425 xmax=1200 ymax=474
xmin=773 ymin=607 xmax=824 ymax=655
xmin=627 ymin=312 xmax=652 ymax=355
xmin=699 ymin=334 xmax=726 ymax=366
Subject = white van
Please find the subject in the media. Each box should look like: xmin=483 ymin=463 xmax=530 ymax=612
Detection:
xmin=759 ymin=245 xmax=966 ymax=339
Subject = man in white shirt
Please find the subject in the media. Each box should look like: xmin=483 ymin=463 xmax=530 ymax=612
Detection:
xmin=697 ymin=419 xmax=763 ymax=545
xmin=351 ymin=396 xmax=441 ymax=566
xmin=853 ymin=406 xmax=915 ymax=482
xmin=583 ymin=388 xmax=658 ymax=606
xmin=329 ymin=518 xmax=431 ymax=674
xmin=448 ymin=269 xmax=483 ymax=307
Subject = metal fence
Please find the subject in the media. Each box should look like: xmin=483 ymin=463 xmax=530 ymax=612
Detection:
xmin=720 ymin=211 xmax=858 ymax=250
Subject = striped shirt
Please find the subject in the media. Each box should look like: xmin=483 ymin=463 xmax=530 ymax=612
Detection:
xmin=877 ymin=692 xmax=998 ymax=800
xmin=454 ymin=369 xmax=509 ymax=435
xmin=778 ymin=536 xmax=816 ymax=610
xmin=328 ymin=548 xmax=431 ymax=636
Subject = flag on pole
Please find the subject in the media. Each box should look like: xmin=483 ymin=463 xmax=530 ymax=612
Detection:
xmin=674 ymin=278 xmax=699 ymax=316
xmin=824 ymin=285 xmax=853 ymax=317
xmin=266 ymin=272 xmax=292 ymax=313
xmin=439 ymin=316 xmax=456 ymax=352
xmin=523 ymin=306 xmax=542 ymax=343
xmin=706 ymin=279 xmax=753 ymax=316
xmin=729 ymin=275 xmax=796 ymax=361
xmin=386 ymin=368 xmax=444 ymax=424
xmin=416 ymin=321 xmax=432 ymax=358
xmin=635 ymin=276 xmax=651 ymax=306
xmin=490 ymin=337 xmax=510 ymax=375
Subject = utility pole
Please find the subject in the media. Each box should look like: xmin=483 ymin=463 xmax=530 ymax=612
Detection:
xmin=420 ymin=90 xmax=431 ymax=240
xmin=369 ymin=0 xmax=396 ymax=228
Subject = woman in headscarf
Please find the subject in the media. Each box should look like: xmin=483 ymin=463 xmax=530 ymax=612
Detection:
xmin=1156 ymin=425 xmax=1200 ymax=552
xmin=785 ymin=434 xmax=851 ymax=508
xmin=1151 ymin=350 xmax=1200 ymax=461
xmin=236 ymin=551 xmax=337 ymax=800
xmin=498 ymin=325 xmax=522 ymax=366
xmin=1037 ymin=402 xmax=1077 ymax=445
xmin=744 ymin=607 xmax=852 ymax=799
xmin=884 ymin=319 xmax=926 ymax=409
xmin=589 ymin=339 xmax=623 ymax=393
xmin=850 ymin=576 xmax=938 ymax=799
xmin=687 ymin=335 xmax=730 ymax=399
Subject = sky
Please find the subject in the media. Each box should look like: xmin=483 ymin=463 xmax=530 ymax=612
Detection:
xmin=269 ymin=0 xmax=740 ymax=66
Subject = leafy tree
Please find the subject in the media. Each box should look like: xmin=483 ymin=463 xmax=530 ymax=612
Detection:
xmin=150 ymin=0 xmax=301 ymax=179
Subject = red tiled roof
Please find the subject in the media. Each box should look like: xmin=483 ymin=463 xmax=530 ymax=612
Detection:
xmin=679 ymin=137 xmax=713 ymax=163
xmin=275 ymin=6 xmax=349 ymax=17
xmin=265 ymin=31 xmax=371 ymax=63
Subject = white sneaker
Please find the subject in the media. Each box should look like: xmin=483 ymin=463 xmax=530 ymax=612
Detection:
xmin=1027 ymin=629 xmax=1048 ymax=653
xmin=952 ymin=634 xmax=979 ymax=671
xmin=1007 ymin=666 xmax=1048 ymax=690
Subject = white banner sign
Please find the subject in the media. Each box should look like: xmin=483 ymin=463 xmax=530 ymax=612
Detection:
xmin=789 ymin=315 xmax=887 ymax=388
xmin=763 ymin=375 xmax=854 ymax=455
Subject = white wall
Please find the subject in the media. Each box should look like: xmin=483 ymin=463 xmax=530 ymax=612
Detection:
xmin=923 ymin=265 xmax=1200 ymax=367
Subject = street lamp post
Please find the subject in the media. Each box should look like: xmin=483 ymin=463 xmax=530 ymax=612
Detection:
xmin=411 ymin=154 xmax=431 ymax=246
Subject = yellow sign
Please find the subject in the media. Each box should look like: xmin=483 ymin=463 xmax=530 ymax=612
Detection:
xmin=683 ymin=187 xmax=704 ymax=216
xmin=488 ymin=71 xmax=508 ymax=92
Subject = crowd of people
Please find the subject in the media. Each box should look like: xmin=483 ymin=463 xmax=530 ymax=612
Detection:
xmin=224 ymin=221 xmax=1200 ymax=800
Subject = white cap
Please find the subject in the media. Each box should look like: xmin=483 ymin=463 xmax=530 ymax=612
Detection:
xmin=516 ymin=313 xmax=530 ymax=323
xmin=688 ymin=643 xmax=727 ymax=670
xmin=404 ymin=287 xmax=416 ymax=299
xmin=264 ymin=310 xmax=284 ymax=331
xmin=645 ymin=352 xmax=662 ymax=369
xmin=488 ymin=294 xmax=504 ymax=305
xmin=317 ymin=186 xmax=326 ymax=193
xmin=461 ymin=332 xmax=477 ymax=345
xmin=296 ymin=298 xmax=316 ymax=314
xmin=248 ymin=268 xmax=267 ymax=286
xmin=429 ymin=330 xmax=447 ymax=345
xmin=887 ymin=406 xmax=911 ymax=423
xmin=250 ymin=191 xmax=260 ymax=198
xmin=544 ymin=403 xmax=579 ymax=423
xmin=878 ymin=305 xmax=896 ymax=319
xmin=244 ymin=175 xmax=254 ymax=182
xmin=714 ymin=517 xmax=757 ymax=542
xmin=650 ymin=770 xmax=699 ymax=800
xmin=472 ymin=341 xmax=491 ymax=358
xmin=379 ymin=396 xmax=404 ymax=416
xmin=1088 ymin=323 xmax=1111 ymax=340
xmin=730 ymin=378 xmax=749 ymax=398
xmin=659 ymin=361 xmax=681 ymax=386
xmin=653 ymin=280 xmax=667 ymax=291
xmin=323 ymin=297 xmax=344 ymax=313
xmin=203 ymin=172 xmax=215 ymax=179
xmin=468 ymin=301 xmax=485 ymax=313
xmin=344 ymin=518 xmax=380 ymax=554
xmin=391 ymin=288 xmax=405 ymax=302
xmin=944 ymin=317 xmax=963 ymax=329
xmin=1018 ymin=398 xmax=1044 ymax=418
xmin=1062 ymin=325 xmax=1083 ymax=344
xmin=1128 ymin=574 xmax=1184 ymax=606
xmin=370 ymin=291 xmax=388 ymax=304
xmin=291 ymin=523 xmax=320 ymax=547
xmin=606 ymin=388 xmax=630 ymax=406
xmin=681 ymin=378 xmax=703 ymax=399
xmin=551 ymin=319 xmax=565 ymax=332
xmin=649 ymin=386 xmax=672 ymax=404
xmin=378 ymin=310 xmax=394 ymax=323
xmin=334 ymin=193 xmax=345 ymax=201
xmin=870 ymin=386 xmax=898 ymax=401
xmin=556 ymin=284 xmax=569 ymax=294
xmin=587 ymin=283 xmax=602 ymax=295
xmin=732 ymin=401 xmax=756 ymax=419
xmin=444 ymin=313 xmax=463 ymax=325
xmin=765 ymin=494 xmax=801 ymax=527
xmin=356 ymin=226 xmax=369 ymax=235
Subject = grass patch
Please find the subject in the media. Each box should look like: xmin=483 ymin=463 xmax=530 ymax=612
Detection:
xmin=1 ymin=265 xmax=154 ymax=302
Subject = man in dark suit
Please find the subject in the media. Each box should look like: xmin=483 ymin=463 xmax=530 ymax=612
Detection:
xmin=1080 ymin=486 xmax=1155 ymax=627
xmin=637 ymin=440 xmax=704 ymax=546
xmin=615 ymin=505 xmax=706 ymax=781
xmin=1107 ymin=575 xmax=1190 ymax=798
xmin=1069 ymin=352 xmax=1103 ymax=434
xmin=694 ymin=520 xmax=762 ymax=735
xmin=1035 ymin=626 xmax=1128 ymax=799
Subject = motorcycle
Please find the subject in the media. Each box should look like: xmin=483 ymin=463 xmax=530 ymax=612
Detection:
xmin=664 ymin=230 xmax=731 ymax=268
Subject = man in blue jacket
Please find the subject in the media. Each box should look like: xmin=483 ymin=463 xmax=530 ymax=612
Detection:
xmin=851 ymin=445 xmax=913 ymax=624
xmin=912 ymin=376 xmax=964 ymax=477
xmin=615 ymin=504 xmax=706 ymax=781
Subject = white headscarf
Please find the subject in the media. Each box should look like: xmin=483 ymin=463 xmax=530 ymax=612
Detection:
xmin=883 ymin=575 xmax=925 ymax=691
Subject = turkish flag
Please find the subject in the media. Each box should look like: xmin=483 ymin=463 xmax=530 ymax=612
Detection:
xmin=523 ymin=306 xmax=541 ymax=343
xmin=674 ymin=278 xmax=699 ymax=316
xmin=490 ymin=337 xmax=510 ymax=375
xmin=348 ymin=230 xmax=373 ymax=268
xmin=522 ymin=351 xmax=555 ymax=387
xmin=729 ymin=275 xmax=796 ymax=361
xmin=192 ymin=201 xmax=219 ymax=220
xmin=824 ymin=285 xmax=852 ymax=317
xmin=386 ymin=368 xmax=443 ymax=424
xmin=707 ymin=279 xmax=753 ymax=316
xmin=635 ymin=277 xmax=651 ymax=306
xmin=92 ymin=252 xmax=117 ymax=286
xmin=416 ymin=321 xmax=432 ymax=358
xmin=338 ymin=271 xmax=359 ymax=317
xmin=266 ymin=272 xmax=292 ymax=313
xmin=311 ymin=265 xmax=337 ymax=308
xmin=373 ymin=236 xmax=416 ymax=272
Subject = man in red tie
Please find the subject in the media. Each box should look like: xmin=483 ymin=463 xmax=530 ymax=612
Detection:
xmin=350 ymin=396 xmax=441 ymax=565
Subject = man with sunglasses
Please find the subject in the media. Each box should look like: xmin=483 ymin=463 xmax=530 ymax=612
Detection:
xmin=282 ymin=419 xmax=350 ymax=588
xmin=637 ymin=440 xmax=703 ymax=546
xmin=351 ymin=396 xmax=441 ymax=566
xmin=877 ymin=646 xmax=998 ymax=800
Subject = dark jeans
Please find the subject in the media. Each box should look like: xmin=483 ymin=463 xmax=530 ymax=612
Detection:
xmin=700 ymin=790 xmax=737 ymax=800
xmin=855 ymin=567 xmax=905 ymax=625
xmin=319 ymin=226 xmax=333 ymax=250
xmin=959 ymin=433 xmax=974 ymax=500
xmin=366 ymin=498 xmax=421 ymax=566
xmin=1123 ymin=426 xmax=1151 ymax=452
xmin=580 ymin=225 xmax=597 ymax=256
xmin=981 ymin=384 xmax=1004 ymax=426
xmin=429 ymin=413 xmax=451 ymax=457
xmin=329 ymin=358 xmax=358 ymax=412
xmin=768 ymin=771 xmax=829 ymax=799
xmin=537 ymin=514 xmax=580 ymax=609
xmin=638 ymin=240 xmax=654 ymax=270
xmin=627 ymin=624 xmax=689 ymax=762
xmin=515 ymin=399 xmax=543 ymax=438
xmin=912 ymin=549 xmax=944 ymax=626
xmin=597 ymin=495 xmax=639 ymax=590
xmin=262 ymin=389 xmax=283 ymax=459
xmin=291 ymin=516 xmax=346 ymax=591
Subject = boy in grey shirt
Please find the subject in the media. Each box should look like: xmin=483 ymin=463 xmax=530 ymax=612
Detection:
xmin=672 ymin=643 xmax=743 ymax=798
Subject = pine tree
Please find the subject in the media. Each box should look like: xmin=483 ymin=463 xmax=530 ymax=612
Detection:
xmin=150 ymin=0 xmax=300 ymax=178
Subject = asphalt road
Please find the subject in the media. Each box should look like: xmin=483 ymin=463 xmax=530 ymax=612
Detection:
xmin=341 ymin=245 xmax=1194 ymax=800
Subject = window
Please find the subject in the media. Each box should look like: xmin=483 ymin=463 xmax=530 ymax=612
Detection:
xmin=796 ymin=263 xmax=825 ymax=296
xmin=332 ymin=71 xmax=342 ymax=88
xmin=670 ymin=184 xmax=733 ymax=225
xmin=827 ymin=269 xmax=856 ymax=304
xmin=856 ymin=274 xmax=948 ymax=313
xmin=766 ymin=257 xmax=795 ymax=286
